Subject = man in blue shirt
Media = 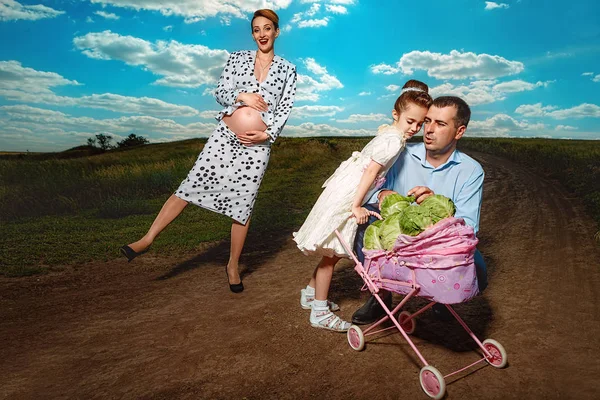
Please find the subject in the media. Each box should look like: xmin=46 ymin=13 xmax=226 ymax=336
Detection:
xmin=351 ymin=96 xmax=488 ymax=325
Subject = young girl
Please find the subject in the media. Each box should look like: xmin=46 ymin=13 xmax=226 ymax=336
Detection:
xmin=293 ymin=80 xmax=432 ymax=332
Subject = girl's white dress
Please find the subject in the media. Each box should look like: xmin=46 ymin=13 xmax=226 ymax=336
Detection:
xmin=293 ymin=125 xmax=407 ymax=258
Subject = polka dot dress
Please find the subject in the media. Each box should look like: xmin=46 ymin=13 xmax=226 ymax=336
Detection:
xmin=175 ymin=121 xmax=270 ymax=224
xmin=174 ymin=50 xmax=296 ymax=224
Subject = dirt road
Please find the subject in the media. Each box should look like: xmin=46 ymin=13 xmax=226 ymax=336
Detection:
xmin=1 ymin=152 xmax=599 ymax=399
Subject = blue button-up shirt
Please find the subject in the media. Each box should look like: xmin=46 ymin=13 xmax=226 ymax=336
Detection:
xmin=368 ymin=142 xmax=484 ymax=233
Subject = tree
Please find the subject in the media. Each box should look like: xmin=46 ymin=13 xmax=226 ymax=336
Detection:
xmin=117 ymin=133 xmax=150 ymax=148
xmin=87 ymin=137 xmax=97 ymax=147
xmin=95 ymin=133 xmax=113 ymax=150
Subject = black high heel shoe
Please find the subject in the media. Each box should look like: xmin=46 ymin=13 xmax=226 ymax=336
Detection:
xmin=225 ymin=265 xmax=244 ymax=293
xmin=120 ymin=245 xmax=149 ymax=262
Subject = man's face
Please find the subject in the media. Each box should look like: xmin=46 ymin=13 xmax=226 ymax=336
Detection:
xmin=423 ymin=106 xmax=464 ymax=155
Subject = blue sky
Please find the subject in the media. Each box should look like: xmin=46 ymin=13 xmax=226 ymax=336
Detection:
xmin=1 ymin=0 xmax=599 ymax=151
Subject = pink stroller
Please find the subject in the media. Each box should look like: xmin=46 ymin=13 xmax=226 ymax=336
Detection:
xmin=336 ymin=217 xmax=507 ymax=399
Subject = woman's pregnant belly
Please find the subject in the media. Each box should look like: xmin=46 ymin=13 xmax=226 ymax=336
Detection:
xmin=222 ymin=106 xmax=267 ymax=136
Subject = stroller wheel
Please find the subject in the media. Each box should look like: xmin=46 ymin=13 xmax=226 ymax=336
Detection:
xmin=419 ymin=366 xmax=446 ymax=399
xmin=398 ymin=311 xmax=416 ymax=334
xmin=347 ymin=325 xmax=365 ymax=351
xmin=482 ymin=339 xmax=508 ymax=368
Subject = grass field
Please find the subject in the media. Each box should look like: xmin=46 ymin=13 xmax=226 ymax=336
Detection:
xmin=1 ymin=136 xmax=598 ymax=277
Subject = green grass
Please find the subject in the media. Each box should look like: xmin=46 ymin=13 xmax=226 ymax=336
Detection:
xmin=1 ymin=136 xmax=598 ymax=277
xmin=0 ymin=137 xmax=370 ymax=277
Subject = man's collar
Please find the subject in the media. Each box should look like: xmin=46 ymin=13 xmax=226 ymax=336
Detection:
xmin=408 ymin=142 xmax=462 ymax=169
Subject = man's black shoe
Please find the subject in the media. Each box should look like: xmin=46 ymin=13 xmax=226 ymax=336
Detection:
xmin=351 ymin=292 xmax=393 ymax=325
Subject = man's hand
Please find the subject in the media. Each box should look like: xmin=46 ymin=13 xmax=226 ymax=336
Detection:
xmin=377 ymin=190 xmax=397 ymax=204
xmin=237 ymin=130 xmax=269 ymax=146
xmin=407 ymin=186 xmax=434 ymax=204
xmin=237 ymin=93 xmax=268 ymax=112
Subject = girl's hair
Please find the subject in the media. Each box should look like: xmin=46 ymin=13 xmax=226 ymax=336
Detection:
xmin=394 ymin=80 xmax=433 ymax=113
xmin=251 ymin=9 xmax=279 ymax=31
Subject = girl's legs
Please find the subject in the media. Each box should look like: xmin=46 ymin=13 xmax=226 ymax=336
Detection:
xmin=313 ymin=255 xmax=340 ymax=301
xmin=226 ymin=218 xmax=250 ymax=285
xmin=310 ymin=255 xmax=350 ymax=331
xmin=128 ymin=194 xmax=188 ymax=252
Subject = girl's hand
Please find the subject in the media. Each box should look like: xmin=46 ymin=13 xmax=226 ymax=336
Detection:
xmin=237 ymin=130 xmax=269 ymax=146
xmin=237 ymin=93 xmax=268 ymax=112
xmin=352 ymin=206 xmax=373 ymax=225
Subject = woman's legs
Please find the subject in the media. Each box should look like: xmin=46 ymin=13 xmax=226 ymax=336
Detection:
xmin=226 ymin=218 xmax=251 ymax=285
xmin=128 ymin=194 xmax=188 ymax=252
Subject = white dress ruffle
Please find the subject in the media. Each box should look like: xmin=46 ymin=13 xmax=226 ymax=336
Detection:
xmin=293 ymin=125 xmax=406 ymax=258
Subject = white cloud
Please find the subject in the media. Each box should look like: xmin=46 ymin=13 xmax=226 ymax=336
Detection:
xmin=430 ymin=82 xmax=501 ymax=106
xmin=73 ymin=31 xmax=229 ymax=88
xmin=430 ymin=79 xmax=552 ymax=106
xmin=0 ymin=61 xmax=200 ymax=117
xmin=336 ymin=113 xmax=390 ymax=123
xmin=296 ymin=58 xmax=343 ymax=102
xmin=291 ymin=0 xmax=354 ymax=29
xmin=514 ymin=103 xmax=557 ymax=117
xmin=385 ymin=84 xmax=401 ymax=92
xmin=220 ymin=16 xmax=231 ymax=25
xmin=594 ymin=75 xmax=600 ymax=83
xmin=94 ymin=11 xmax=120 ymax=20
xmin=555 ymin=125 xmax=578 ymax=131
xmin=88 ymin=0 xmax=293 ymax=22
xmin=0 ymin=0 xmax=64 ymax=21
xmin=163 ymin=25 xmax=173 ymax=32
xmin=282 ymin=24 xmax=292 ymax=32
xmin=198 ymin=110 xmax=219 ymax=119
xmin=492 ymin=79 xmax=554 ymax=93
xmin=516 ymin=103 xmax=600 ymax=119
xmin=0 ymin=60 xmax=81 ymax=95
xmin=291 ymin=105 xmax=344 ymax=118
xmin=485 ymin=2 xmax=510 ymax=10
xmin=0 ymin=104 xmax=214 ymax=138
xmin=298 ymin=17 xmax=329 ymax=28
xmin=86 ymin=16 xmax=94 ymax=23
xmin=582 ymin=72 xmax=594 ymax=76
xmin=358 ymin=91 xmax=371 ymax=96
xmin=283 ymin=122 xmax=374 ymax=138
xmin=469 ymin=114 xmax=543 ymax=137
xmin=326 ymin=4 xmax=348 ymax=14
xmin=306 ymin=3 xmax=320 ymax=16
xmin=370 ymin=63 xmax=400 ymax=75
xmin=372 ymin=50 xmax=524 ymax=80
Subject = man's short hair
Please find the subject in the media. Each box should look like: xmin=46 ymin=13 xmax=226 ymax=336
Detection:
xmin=432 ymin=96 xmax=471 ymax=128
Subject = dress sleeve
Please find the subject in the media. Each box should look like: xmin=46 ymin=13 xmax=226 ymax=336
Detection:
xmin=265 ymin=64 xmax=297 ymax=143
xmin=214 ymin=52 xmax=243 ymax=107
xmin=370 ymin=135 xmax=405 ymax=166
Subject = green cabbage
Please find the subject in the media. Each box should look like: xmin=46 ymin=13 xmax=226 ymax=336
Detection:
xmin=420 ymin=194 xmax=456 ymax=224
xmin=379 ymin=212 xmax=403 ymax=250
xmin=363 ymin=219 xmax=384 ymax=250
xmin=380 ymin=194 xmax=415 ymax=219
xmin=399 ymin=205 xmax=433 ymax=236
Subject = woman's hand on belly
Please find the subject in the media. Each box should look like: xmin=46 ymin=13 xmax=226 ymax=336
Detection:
xmin=237 ymin=130 xmax=269 ymax=146
xmin=237 ymin=93 xmax=268 ymax=112
xmin=223 ymin=106 xmax=268 ymax=140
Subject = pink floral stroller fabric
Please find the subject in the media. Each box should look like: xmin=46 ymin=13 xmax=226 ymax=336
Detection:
xmin=363 ymin=217 xmax=479 ymax=304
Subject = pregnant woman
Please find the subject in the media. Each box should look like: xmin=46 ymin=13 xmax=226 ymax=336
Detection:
xmin=120 ymin=9 xmax=297 ymax=293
